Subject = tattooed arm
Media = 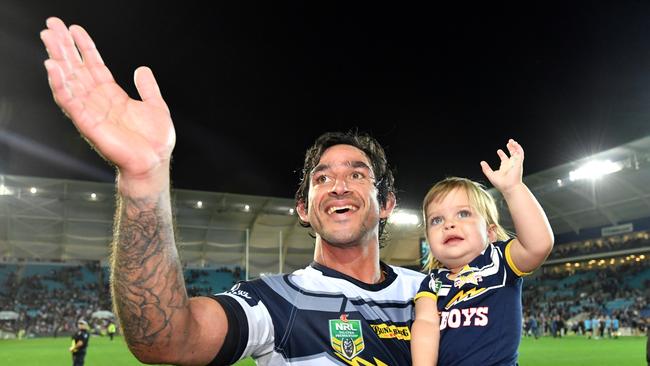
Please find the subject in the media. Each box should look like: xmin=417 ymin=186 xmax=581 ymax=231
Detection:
xmin=112 ymin=175 xmax=228 ymax=364
xmin=41 ymin=17 xmax=228 ymax=364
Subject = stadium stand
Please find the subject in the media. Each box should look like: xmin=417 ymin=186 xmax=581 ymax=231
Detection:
xmin=1 ymin=135 xmax=649 ymax=339
xmin=523 ymin=231 xmax=650 ymax=338
xmin=0 ymin=260 xmax=244 ymax=338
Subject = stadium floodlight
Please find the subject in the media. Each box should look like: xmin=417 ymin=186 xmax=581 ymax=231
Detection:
xmin=196 ymin=201 xmax=203 ymax=209
xmin=0 ymin=184 xmax=13 ymax=195
xmin=244 ymin=204 xmax=250 ymax=212
xmin=569 ymin=159 xmax=622 ymax=181
xmin=289 ymin=208 xmax=295 ymax=215
xmin=90 ymin=193 xmax=97 ymax=200
xmin=29 ymin=187 xmax=38 ymax=194
xmin=388 ymin=211 xmax=419 ymax=226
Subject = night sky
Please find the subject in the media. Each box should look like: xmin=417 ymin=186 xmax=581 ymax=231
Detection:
xmin=2 ymin=1 xmax=650 ymax=209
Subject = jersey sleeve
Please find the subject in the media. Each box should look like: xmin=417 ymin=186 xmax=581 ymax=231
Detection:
xmin=207 ymin=281 xmax=275 ymax=365
xmin=413 ymin=272 xmax=439 ymax=303
xmin=495 ymin=239 xmax=531 ymax=279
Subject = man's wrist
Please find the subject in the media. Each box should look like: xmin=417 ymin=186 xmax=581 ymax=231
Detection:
xmin=117 ymin=162 xmax=171 ymax=198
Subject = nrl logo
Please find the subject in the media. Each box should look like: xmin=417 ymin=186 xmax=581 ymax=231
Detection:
xmin=429 ymin=277 xmax=442 ymax=294
xmin=329 ymin=314 xmax=365 ymax=360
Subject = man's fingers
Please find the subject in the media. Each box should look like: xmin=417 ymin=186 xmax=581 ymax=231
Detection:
xmin=45 ymin=17 xmax=82 ymax=71
xmin=134 ymin=67 xmax=169 ymax=113
xmin=44 ymin=60 xmax=71 ymax=104
xmin=44 ymin=59 xmax=92 ymax=130
xmin=68 ymin=25 xmax=116 ymax=86
xmin=70 ymin=25 xmax=104 ymax=67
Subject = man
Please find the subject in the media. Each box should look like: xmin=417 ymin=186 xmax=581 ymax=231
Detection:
xmin=107 ymin=321 xmax=116 ymax=341
xmin=646 ymin=318 xmax=649 ymax=366
xmin=70 ymin=319 xmax=90 ymax=366
xmin=41 ymin=18 xmax=424 ymax=365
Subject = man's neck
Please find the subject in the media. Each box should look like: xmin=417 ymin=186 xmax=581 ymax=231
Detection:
xmin=313 ymin=238 xmax=382 ymax=284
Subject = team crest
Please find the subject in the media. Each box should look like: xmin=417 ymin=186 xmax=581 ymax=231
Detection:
xmin=329 ymin=314 xmax=364 ymax=360
xmin=452 ymin=266 xmax=483 ymax=288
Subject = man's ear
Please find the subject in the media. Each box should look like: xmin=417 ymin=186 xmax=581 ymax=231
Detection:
xmin=487 ymin=224 xmax=498 ymax=243
xmin=296 ymin=199 xmax=309 ymax=223
xmin=380 ymin=192 xmax=396 ymax=219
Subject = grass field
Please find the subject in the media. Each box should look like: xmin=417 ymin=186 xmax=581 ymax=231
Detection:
xmin=1 ymin=335 xmax=646 ymax=365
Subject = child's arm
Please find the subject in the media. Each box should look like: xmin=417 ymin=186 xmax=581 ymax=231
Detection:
xmin=411 ymin=296 xmax=439 ymax=366
xmin=480 ymin=139 xmax=554 ymax=273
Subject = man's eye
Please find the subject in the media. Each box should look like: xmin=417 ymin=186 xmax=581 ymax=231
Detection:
xmin=351 ymin=172 xmax=364 ymax=180
xmin=315 ymin=175 xmax=330 ymax=184
xmin=458 ymin=210 xmax=471 ymax=218
xmin=430 ymin=217 xmax=443 ymax=226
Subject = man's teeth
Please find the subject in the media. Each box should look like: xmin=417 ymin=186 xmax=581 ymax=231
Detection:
xmin=327 ymin=205 xmax=357 ymax=214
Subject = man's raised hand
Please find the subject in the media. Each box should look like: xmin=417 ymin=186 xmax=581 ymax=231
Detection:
xmin=40 ymin=17 xmax=175 ymax=180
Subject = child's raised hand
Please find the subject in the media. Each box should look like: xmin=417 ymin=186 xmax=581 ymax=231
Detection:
xmin=480 ymin=139 xmax=524 ymax=194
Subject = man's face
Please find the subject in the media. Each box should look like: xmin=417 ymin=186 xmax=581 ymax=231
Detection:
xmin=297 ymin=144 xmax=391 ymax=247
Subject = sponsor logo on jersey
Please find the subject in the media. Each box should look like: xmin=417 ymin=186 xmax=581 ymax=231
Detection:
xmin=369 ymin=323 xmax=411 ymax=340
xmin=227 ymin=283 xmax=252 ymax=299
xmin=330 ymin=314 xmax=365 ymax=360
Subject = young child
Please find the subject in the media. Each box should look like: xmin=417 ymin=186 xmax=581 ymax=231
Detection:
xmin=411 ymin=139 xmax=554 ymax=366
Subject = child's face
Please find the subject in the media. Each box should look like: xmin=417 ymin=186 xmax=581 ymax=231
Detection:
xmin=425 ymin=187 xmax=495 ymax=273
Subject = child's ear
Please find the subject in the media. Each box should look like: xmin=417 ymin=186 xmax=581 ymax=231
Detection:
xmin=487 ymin=224 xmax=498 ymax=243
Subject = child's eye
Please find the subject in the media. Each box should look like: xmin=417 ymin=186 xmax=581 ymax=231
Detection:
xmin=430 ymin=217 xmax=443 ymax=226
xmin=458 ymin=210 xmax=471 ymax=218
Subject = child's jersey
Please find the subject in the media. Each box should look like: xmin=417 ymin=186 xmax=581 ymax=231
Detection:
xmin=415 ymin=239 xmax=527 ymax=366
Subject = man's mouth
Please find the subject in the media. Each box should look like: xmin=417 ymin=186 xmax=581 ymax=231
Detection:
xmin=326 ymin=205 xmax=358 ymax=215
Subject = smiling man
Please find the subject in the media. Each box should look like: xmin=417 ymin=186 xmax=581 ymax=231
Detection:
xmin=40 ymin=17 xmax=424 ymax=366
xmin=211 ymin=133 xmax=425 ymax=365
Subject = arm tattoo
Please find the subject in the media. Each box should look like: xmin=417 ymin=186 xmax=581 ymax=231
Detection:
xmin=111 ymin=193 xmax=188 ymax=354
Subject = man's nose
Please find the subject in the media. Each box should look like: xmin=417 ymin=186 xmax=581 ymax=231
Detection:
xmin=329 ymin=176 xmax=350 ymax=195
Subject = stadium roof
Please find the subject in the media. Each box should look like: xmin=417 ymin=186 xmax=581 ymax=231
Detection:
xmin=493 ymin=135 xmax=650 ymax=240
xmin=1 ymin=135 xmax=649 ymax=274
xmin=0 ymin=175 xmax=421 ymax=277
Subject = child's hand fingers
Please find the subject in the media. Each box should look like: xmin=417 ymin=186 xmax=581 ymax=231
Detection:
xmin=480 ymin=161 xmax=494 ymax=180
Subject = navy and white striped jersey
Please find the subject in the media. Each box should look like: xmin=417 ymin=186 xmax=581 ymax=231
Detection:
xmin=415 ymin=239 xmax=527 ymax=366
xmin=210 ymin=261 xmax=424 ymax=365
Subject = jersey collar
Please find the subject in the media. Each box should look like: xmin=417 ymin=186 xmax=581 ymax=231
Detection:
xmin=309 ymin=261 xmax=397 ymax=291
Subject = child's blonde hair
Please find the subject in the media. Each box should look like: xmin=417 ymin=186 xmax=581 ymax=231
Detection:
xmin=421 ymin=177 xmax=510 ymax=271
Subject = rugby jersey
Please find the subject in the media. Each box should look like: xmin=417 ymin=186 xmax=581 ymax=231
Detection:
xmin=210 ymin=261 xmax=424 ymax=365
xmin=415 ymin=239 xmax=527 ymax=366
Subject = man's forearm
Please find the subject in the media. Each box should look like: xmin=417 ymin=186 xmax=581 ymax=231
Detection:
xmin=110 ymin=183 xmax=188 ymax=360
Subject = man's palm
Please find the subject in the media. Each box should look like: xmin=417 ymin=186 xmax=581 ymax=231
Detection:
xmin=41 ymin=17 xmax=175 ymax=177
